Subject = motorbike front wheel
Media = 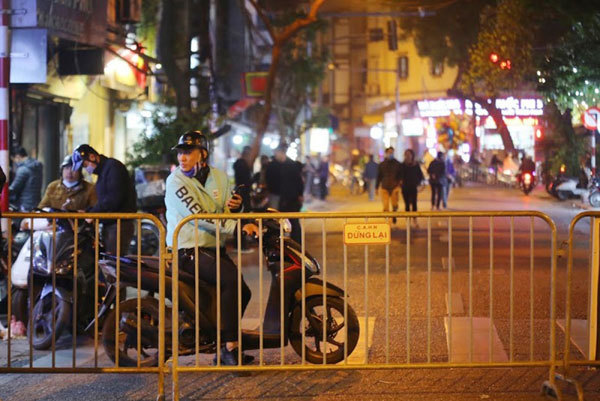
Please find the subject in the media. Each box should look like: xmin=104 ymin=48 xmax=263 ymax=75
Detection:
xmin=102 ymin=298 xmax=162 ymax=367
xmin=590 ymin=191 xmax=600 ymax=208
xmin=30 ymin=295 xmax=71 ymax=350
xmin=289 ymin=296 xmax=360 ymax=364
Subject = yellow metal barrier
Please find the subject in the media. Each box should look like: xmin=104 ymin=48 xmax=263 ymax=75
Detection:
xmin=170 ymin=210 xmax=559 ymax=401
xmin=558 ymin=211 xmax=600 ymax=401
xmin=0 ymin=210 xmax=563 ymax=401
xmin=0 ymin=212 xmax=167 ymax=401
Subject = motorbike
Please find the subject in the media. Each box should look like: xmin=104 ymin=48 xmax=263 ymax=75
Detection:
xmin=9 ymin=216 xmax=54 ymax=325
xmin=93 ymin=212 xmax=360 ymax=366
xmin=517 ymin=171 xmax=536 ymax=195
xmin=131 ymin=165 xmax=170 ymax=256
xmin=28 ymin=215 xmax=98 ymax=349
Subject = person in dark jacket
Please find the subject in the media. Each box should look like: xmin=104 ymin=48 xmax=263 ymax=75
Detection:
xmin=233 ymin=146 xmax=254 ymax=251
xmin=400 ymin=149 xmax=424 ymax=214
xmin=376 ymin=147 xmax=402 ymax=222
xmin=427 ymin=151 xmax=446 ymax=210
xmin=268 ymin=145 xmax=304 ymax=243
xmin=72 ymin=144 xmax=136 ymax=256
xmin=363 ymin=155 xmax=379 ymax=201
xmin=9 ymin=147 xmax=43 ymax=211
xmin=317 ymin=154 xmax=329 ymax=200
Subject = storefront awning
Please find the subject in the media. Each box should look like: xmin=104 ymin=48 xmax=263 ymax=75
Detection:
xmin=227 ymin=98 xmax=259 ymax=119
xmin=362 ymin=114 xmax=383 ymax=126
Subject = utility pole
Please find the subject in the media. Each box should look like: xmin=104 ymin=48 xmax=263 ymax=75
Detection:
xmin=0 ymin=0 xmax=10 ymax=214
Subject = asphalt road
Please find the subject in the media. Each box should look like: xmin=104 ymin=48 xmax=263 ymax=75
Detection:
xmin=1 ymin=182 xmax=599 ymax=401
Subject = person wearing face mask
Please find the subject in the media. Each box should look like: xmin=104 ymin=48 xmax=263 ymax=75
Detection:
xmin=37 ymin=155 xmax=97 ymax=211
xmin=376 ymin=147 xmax=402 ymax=223
xmin=71 ymin=144 xmax=137 ymax=256
xmin=165 ymin=130 xmax=258 ymax=366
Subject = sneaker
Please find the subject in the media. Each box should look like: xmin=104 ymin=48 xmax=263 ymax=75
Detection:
xmin=213 ymin=346 xmax=254 ymax=366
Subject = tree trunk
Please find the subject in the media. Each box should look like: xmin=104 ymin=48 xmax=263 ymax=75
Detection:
xmin=157 ymin=0 xmax=191 ymax=116
xmin=447 ymin=88 xmax=515 ymax=154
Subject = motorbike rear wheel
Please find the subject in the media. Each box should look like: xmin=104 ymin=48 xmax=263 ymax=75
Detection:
xmin=102 ymin=298 xmax=162 ymax=367
xmin=289 ymin=296 xmax=360 ymax=364
xmin=30 ymin=295 xmax=71 ymax=350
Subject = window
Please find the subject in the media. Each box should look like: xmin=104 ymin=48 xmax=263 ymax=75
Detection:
xmin=431 ymin=61 xmax=444 ymax=77
xmin=397 ymin=56 xmax=409 ymax=79
xmin=369 ymin=28 xmax=384 ymax=42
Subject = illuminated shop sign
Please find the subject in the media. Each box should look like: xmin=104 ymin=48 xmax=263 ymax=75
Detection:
xmin=417 ymin=97 xmax=543 ymax=118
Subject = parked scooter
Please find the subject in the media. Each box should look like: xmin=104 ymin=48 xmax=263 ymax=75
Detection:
xmin=28 ymin=215 xmax=98 ymax=349
xmin=10 ymin=216 xmax=54 ymax=325
xmin=94 ymin=212 xmax=360 ymax=366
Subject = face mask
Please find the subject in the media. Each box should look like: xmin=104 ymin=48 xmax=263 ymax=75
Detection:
xmin=62 ymin=179 xmax=79 ymax=188
xmin=85 ymin=165 xmax=95 ymax=175
xmin=182 ymin=164 xmax=198 ymax=178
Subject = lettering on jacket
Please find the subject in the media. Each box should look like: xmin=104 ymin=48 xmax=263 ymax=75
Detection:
xmin=175 ymin=185 xmax=225 ymax=227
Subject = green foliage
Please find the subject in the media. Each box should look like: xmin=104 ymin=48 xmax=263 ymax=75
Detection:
xmin=541 ymin=102 xmax=586 ymax=176
xmin=400 ymin=0 xmax=493 ymax=68
xmin=460 ymin=0 xmax=534 ymax=97
xmin=126 ymin=109 xmax=209 ymax=168
xmin=536 ymin=13 xmax=600 ymax=116
xmin=272 ymin=14 xmax=330 ymax=140
xmin=138 ymin=0 xmax=159 ymax=57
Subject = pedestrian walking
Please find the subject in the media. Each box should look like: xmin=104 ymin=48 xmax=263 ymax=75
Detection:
xmin=442 ymin=152 xmax=455 ymax=208
xmin=376 ymin=147 xmax=402 ymax=223
xmin=317 ymin=155 xmax=329 ymax=200
xmin=9 ymin=146 xmax=43 ymax=211
xmin=303 ymin=155 xmax=317 ymax=201
xmin=266 ymin=144 xmax=304 ymax=243
xmin=363 ymin=155 xmax=379 ymax=201
xmin=401 ymin=149 xmax=424 ymax=216
xmin=233 ymin=146 xmax=253 ymax=251
xmin=164 ymin=130 xmax=257 ymax=366
xmin=72 ymin=144 xmax=137 ymax=256
xmin=427 ymin=151 xmax=446 ymax=210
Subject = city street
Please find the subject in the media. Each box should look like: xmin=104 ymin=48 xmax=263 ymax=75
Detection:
xmin=1 ymin=182 xmax=599 ymax=400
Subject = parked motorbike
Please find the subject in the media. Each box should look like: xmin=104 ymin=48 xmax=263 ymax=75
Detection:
xmin=28 ymin=215 xmax=98 ymax=349
xmin=517 ymin=171 xmax=536 ymax=195
xmin=10 ymin=216 xmax=54 ymax=325
xmin=131 ymin=165 xmax=170 ymax=256
xmin=94 ymin=212 xmax=360 ymax=366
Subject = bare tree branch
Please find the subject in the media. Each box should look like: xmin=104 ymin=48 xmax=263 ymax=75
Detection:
xmin=245 ymin=0 xmax=327 ymax=165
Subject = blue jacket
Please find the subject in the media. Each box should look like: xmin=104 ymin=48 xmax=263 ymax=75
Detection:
xmin=88 ymin=155 xmax=136 ymax=215
xmin=165 ymin=166 xmax=238 ymax=249
xmin=10 ymin=157 xmax=42 ymax=211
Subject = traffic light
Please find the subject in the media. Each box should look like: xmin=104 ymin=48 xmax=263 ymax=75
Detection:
xmin=387 ymin=20 xmax=398 ymax=51
xmin=489 ymin=52 xmax=511 ymax=70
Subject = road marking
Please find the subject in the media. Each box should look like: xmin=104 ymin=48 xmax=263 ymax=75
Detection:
xmin=344 ymin=316 xmax=376 ymax=364
xmin=444 ymin=317 xmax=508 ymax=363
xmin=557 ymin=319 xmax=589 ymax=358
xmin=445 ymin=292 xmax=464 ymax=315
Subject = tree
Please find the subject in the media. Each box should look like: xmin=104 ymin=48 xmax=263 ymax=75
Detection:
xmin=401 ymin=0 xmax=521 ymax=152
xmin=245 ymin=0 xmax=327 ymax=166
xmin=272 ymin=14 xmax=329 ymax=141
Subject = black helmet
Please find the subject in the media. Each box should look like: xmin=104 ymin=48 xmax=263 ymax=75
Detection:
xmin=172 ymin=130 xmax=209 ymax=153
xmin=72 ymin=144 xmax=98 ymax=171
xmin=61 ymin=155 xmax=73 ymax=169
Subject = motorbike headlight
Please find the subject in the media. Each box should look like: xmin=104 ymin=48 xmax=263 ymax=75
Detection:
xmin=282 ymin=219 xmax=292 ymax=233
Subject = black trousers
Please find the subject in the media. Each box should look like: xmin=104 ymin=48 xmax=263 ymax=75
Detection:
xmin=402 ymin=186 xmax=418 ymax=212
xmin=102 ymin=220 xmax=135 ymax=256
xmin=179 ymin=248 xmax=252 ymax=342
xmin=430 ymin=183 xmax=443 ymax=209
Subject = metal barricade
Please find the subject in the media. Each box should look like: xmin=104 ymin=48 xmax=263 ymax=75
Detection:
xmin=169 ymin=210 xmax=559 ymax=401
xmin=0 ymin=212 xmax=167 ymax=401
xmin=559 ymin=211 xmax=600 ymax=401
